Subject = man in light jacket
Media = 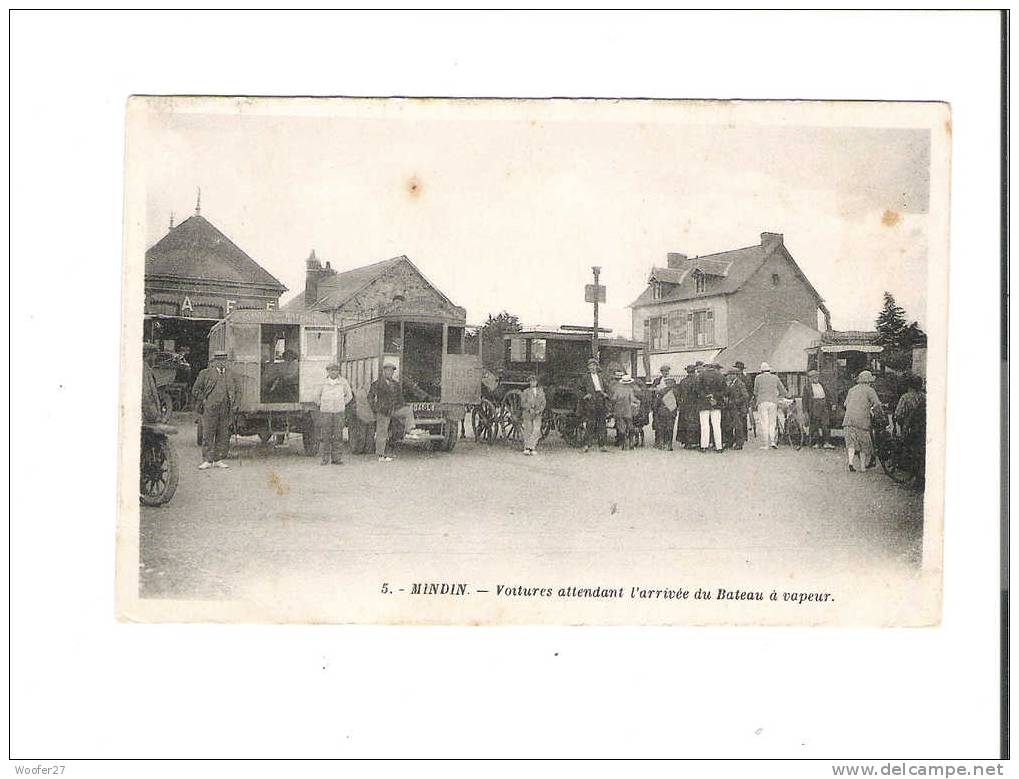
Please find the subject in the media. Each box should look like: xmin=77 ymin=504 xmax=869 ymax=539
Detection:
xmin=317 ymin=363 xmax=353 ymax=465
xmin=520 ymin=374 xmax=547 ymax=456
xmin=753 ymin=362 xmax=788 ymax=450
xmin=842 ymin=370 xmax=883 ymax=472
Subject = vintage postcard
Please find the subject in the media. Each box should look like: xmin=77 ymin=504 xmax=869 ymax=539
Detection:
xmin=116 ymin=97 xmax=948 ymax=625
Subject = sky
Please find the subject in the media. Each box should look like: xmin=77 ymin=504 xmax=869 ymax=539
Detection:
xmin=140 ymin=102 xmax=932 ymax=335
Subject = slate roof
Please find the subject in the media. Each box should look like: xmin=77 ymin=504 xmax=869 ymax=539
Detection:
xmin=145 ymin=215 xmax=286 ymax=292
xmin=631 ymin=244 xmax=768 ymax=308
xmin=629 ymin=240 xmax=825 ymax=309
xmin=715 ymin=320 xmax=822 ymax=374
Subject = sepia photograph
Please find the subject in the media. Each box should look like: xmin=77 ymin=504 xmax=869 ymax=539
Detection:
xmin=117 ymin=97 xmax=949 ymax=626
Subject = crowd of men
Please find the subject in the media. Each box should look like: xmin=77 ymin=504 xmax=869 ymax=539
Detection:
xmin=141 ymin=342 xmax=924 ymax=475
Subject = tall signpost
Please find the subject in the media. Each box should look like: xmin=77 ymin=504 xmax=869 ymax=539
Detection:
xmin=584 ymin=266 xmax=606 ymax=360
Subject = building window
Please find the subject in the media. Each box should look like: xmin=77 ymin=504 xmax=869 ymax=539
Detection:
xmin=447 ymin=326 xmax=464 ymax=355
xmin=509 ymin=338 xmax=527 ymax=362
xmin=648 ymin=317 xmax=665 ymax=351
xmin=693 ymin=271 xmax=707 ymax=294
xmin=692 ymin=309 xmax=714 ymax=346
xmin=651 ymin=281 xmax=662 ymax=301
xmin=771 ymin=273 xmax=781 ymax=286
xmin=531 ymin=338 xmax=547 ymax=362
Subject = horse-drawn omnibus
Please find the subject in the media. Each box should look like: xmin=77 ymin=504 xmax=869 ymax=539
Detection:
xmin=473 ymin=327 xmax=646 ymax=445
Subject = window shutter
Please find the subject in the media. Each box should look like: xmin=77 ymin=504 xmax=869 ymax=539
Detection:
xmin=668 ymin=310 xmax=685 ymax=348
xmin=643 ymin=318 xmax=651 ymax=346
xmin=706 ymin=310 xmax=715 ymax=345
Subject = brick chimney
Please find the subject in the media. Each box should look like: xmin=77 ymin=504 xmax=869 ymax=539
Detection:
xmin=666 ymin=252 xmax=688 ymax=269
xmin=304 ymin=249 xmax=335 ymax=308
xmin=761 ymin=232 xmax=784 ymax=249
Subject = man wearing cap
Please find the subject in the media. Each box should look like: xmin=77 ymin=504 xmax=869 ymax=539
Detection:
xmin=675 ymin=365 xmax=700 ymax=448
xmin=842 ymin=370 xmax=883 ymax=472
xmin=316 ymin=363 xmax=353 ymax=465
xmin=723 ymin=366 xmax=749 ymax=450
xmin=368 ymin=362 xmax=416 ymax=462
xmin=753 ymin=362 xmax=787 ymax=450
xmin=801 ymin=369 xmax=837 ymax=449
xmin=694 ymin=362 xmax=727 ymax=452
xmin=141 ymin=343 xmax=165 ymax=424
xmin=580 ymin=358 xmax=609 ymax=452
xmin=192 ymin=350 xmax=242 ymax=469
xmin=651 ymin=364 xmax=672 ymax=388
xmin=653 ymin=376 xmax=679 ymax=450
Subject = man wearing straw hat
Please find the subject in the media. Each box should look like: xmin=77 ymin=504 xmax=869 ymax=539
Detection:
xmin=842 ymin=369 xmax=883 ymax=472
xmin=752 ymin=362 xmax=787 ymax=450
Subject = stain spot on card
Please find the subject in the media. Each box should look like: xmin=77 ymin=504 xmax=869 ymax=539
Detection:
xmin=881 ymin=209 xmax=902 ymax=227
xmin=268 ymin=471 xmax=289 ymax=496
xmin=406 ymin=176 xmax=423 ymax=198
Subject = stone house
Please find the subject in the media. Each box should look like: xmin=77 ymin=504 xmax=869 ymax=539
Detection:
xmin=629 ymin=232 xmax=831 ymax=385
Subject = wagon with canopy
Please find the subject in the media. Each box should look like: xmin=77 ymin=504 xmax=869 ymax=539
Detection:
xmin=472 ymin=327 xmax=645 ymax=446
xmin=202 ymin=309 xmax=342 ymax=453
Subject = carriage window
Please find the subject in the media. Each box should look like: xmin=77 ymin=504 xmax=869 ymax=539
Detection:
xmin=384 ymin=321 xmax=402 ymax=354
xmin=228 ymin=324 xmax=259 ymax=360
xmin=446 ymin=326 xmax=464 ymax=355
xmin=464 ymin=327 xmax=480 ymax=355
xmin=531 ymin=339 xmax=547 ymax=362
xmin=509 ymin=338 xmax=527 ymax=362
xmin=305 ymin=328 xmax=335 ymax=359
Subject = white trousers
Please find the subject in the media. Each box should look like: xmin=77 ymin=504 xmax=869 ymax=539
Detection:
xmin=699 ymin=409 xmax=722 ymax=450
xmin=758 ymin=401 xmax=778 ymax=446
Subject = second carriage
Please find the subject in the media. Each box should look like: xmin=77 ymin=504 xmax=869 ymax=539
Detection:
xmin=472 ymin=327 xmax=647 ymax=446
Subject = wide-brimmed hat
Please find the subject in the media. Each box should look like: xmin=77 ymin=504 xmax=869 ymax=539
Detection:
xmin=326 ymin=363 xmax=342 ymax=371
xmin=382 ymin=361 xmax=398 ymax=371
xmin=857 ymin=370 xmax=876 ymax=383
xmin=685 ymin=365 xmax=696 ymax=373
xmin=660 ymin=364 xmax=671 ymax=372
xmin=760 ymin=362 xmax=771 ymax=372
xmin=620 ymin=374 xmax=634 ymax=384
xmin=734 ymin=361 xmax=746 ymax=369
xmin=807 ymin=369 xmax=819 ymax=377
xmin=694 ymin=360 xmax=704 ymax=367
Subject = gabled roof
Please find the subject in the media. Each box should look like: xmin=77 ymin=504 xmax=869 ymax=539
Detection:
xmin=145 ymin=215 xmax=286 ymax=292
xmin=630 ymin=238 xmax=826 ymax=310
xmin=632 ymin=243 xmax=770 ymax=307
xmin=715 ymin=320 xmax=822 ymax=374
xmin=283 ymin=255 xmax=461 ymax=314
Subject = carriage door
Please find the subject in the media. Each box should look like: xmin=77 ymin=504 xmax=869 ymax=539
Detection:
xmin=441 ymin=325 xmax=482 ymax=404
xmin=300 ymin=326 xmax=338 ymax=404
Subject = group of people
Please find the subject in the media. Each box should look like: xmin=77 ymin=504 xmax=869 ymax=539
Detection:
xmin=143 ymin=342 xmax=920 ymax=475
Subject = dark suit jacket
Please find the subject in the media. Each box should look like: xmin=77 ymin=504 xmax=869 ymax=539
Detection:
xmin=580 ymin=371 xmax=609 ymax=402
xmin=192 ymin=366 xmax=242 ymax=413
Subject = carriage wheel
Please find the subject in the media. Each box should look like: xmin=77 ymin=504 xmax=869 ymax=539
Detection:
xmin=539 ymin=409 xmax=555 ymax=442
xmin=787 ymin=418 xmax=805 ymax=450
xmin=878 ymin=438 xmax=917 ymax=486
xmin=140 ymin=435 xmax=179 ymax=507
xmin=560 ymin=415 xmax=587 ymax=448
xmin=471 ymin=398 xmax=499 ymax=444
xmin=499 ymin=390 xmax=523 ymax=443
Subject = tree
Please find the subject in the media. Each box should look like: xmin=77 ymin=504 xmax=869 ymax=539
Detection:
xmin=875 ymin=292 xmax=907 ymax=347
xmin=480 ymin=311 xmax=522 ymax=371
